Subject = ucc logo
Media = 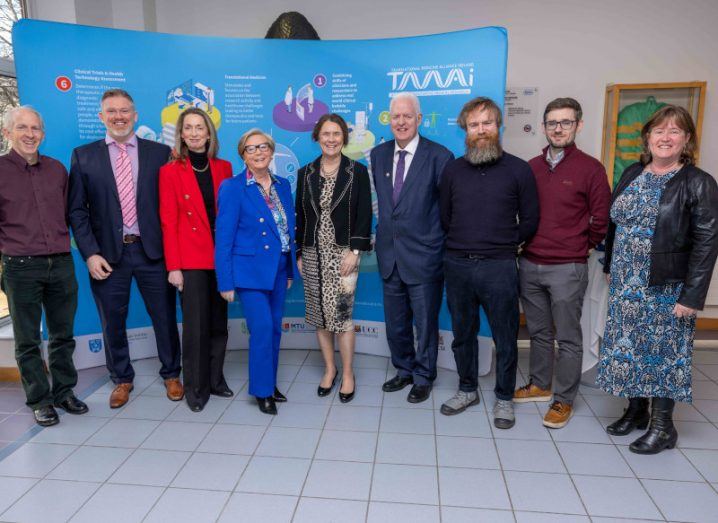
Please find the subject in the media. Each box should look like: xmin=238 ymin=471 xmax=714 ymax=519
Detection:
xmin=387 ymin=67 xmax=473 ymax=92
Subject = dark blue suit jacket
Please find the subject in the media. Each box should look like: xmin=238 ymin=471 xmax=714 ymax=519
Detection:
xmin=68 ymin=137 xmax=171 ymax=264
xmin=214 ymin=170 xmax=298 ymax=292
xmin=370 ymin=136 xmax=454 ymax=284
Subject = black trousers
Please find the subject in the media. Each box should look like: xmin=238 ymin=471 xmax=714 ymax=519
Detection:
xmin=1 ymin=253 xmax=78 ymax=409
xmin=444 ymin=255 xmax=519 ymax=401
xmin=181 ymin=269 xmax=229 ymax=409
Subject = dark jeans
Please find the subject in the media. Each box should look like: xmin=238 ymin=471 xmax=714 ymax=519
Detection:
xmin=181 ymin=269 xmax=229 ymax=409
xmin=89 ymin=242 xmax=181 ymax=384
xmin=1 ymin=253 xmax=78 ymax=409
xmin=382 ymin=267 xmax=443 ymax=385
xmin=444 ymin=254 xmax=519 ymax=401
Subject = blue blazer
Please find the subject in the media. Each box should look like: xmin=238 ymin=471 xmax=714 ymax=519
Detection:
xmin=68 ymin=137 xmax=171 ymax=264
xmin=370 ymin=136 xmax=454 ymax=284
xmin=215 ymin=169 xmax=298 ymax=292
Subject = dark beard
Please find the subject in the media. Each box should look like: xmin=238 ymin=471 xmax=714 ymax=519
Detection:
xmin=464 ymin=134 xmax=502 ymax=165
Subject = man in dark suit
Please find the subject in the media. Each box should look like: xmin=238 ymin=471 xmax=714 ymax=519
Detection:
xmin=370 ymin=93 xmax=454 ymax=403
xmin=68 ymin=89 xmax=182 ymax=408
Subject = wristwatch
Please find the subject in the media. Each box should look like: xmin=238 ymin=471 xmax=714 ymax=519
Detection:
xmin=352 ymin=249 xmax=360 ymax=256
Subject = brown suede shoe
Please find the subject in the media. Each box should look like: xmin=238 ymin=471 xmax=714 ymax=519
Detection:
xmin=513 ymin=383 xmax=552 ymax=403
xmin=164 ymin=378 xmax=184 ymax=401
xmin=109 ymin=383 xmax=134 ymax=409
xmin=543 ymin=401 xmax=573 ymax=429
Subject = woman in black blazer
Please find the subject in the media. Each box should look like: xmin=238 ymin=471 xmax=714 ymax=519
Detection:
xmin=295 ymin=113 xmax=372 ymax=402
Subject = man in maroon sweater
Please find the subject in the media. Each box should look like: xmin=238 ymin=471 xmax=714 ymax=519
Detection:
xmin=514 ymin=98 xmax=611 ymax=428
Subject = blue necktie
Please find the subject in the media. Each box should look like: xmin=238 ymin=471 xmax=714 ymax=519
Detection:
xmin=393 ymin=150 xmax=408 ymax=205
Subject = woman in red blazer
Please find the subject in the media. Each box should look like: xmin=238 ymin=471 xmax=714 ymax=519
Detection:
xmin=159 ymin=107 xmax=233 ymax=412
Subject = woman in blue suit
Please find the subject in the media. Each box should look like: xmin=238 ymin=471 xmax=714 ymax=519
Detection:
xmin=215 ymin=128 xmax=298 ymax=415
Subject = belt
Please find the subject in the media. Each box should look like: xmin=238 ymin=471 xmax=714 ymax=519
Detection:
xmin=123 ymin=234 xmax=141 ymax=244
xmin=1 ymin=252 xmax=70 ymax=259
xmin=448 ymin=251 xmax=488 ymax=260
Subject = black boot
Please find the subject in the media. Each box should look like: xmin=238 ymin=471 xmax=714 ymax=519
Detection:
xmin=606 ymin=398 xmax=649 ymax=436
xmin=629 ymin=397 xmax=678 ymax=454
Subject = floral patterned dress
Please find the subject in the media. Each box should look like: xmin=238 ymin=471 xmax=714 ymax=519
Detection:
xmin=597 ymin=169 xmax=695 ymax=403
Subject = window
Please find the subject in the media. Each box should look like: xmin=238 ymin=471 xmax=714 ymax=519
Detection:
xmin=0 ymin=0 xmax=24 ymax=324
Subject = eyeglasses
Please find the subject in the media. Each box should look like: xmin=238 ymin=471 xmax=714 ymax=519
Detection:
xmin=244 ymin=143 xmax=271 ymax=154
xmin=544 ymin=120 xmax=576 ymax=130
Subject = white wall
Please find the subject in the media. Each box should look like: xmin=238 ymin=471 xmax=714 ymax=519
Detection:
xmin=27 ymin=0 xmax=718 ymax=313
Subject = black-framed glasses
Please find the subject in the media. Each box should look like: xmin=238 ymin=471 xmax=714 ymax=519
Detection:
xmin=244 ymin=143 xmax=271 ymax=154
xmin=544 ymin=119 xmax=576 ymax=130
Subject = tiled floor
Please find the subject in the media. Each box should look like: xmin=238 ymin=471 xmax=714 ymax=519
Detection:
xmin=1 ymin=349 xmax=718 ymax=522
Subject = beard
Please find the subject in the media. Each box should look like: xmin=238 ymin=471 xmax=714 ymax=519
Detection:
xmin=464 ymin=132 xmax=502 ymax=165
xmin=547 ymin=133 xmax=575 ymax=150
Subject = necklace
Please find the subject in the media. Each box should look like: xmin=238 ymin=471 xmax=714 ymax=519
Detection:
xmin=320 ymin=159 xmax=340 ymax=178
xmin=193 ymin=162 xmax=209 ymax=173
xmin=649 ymin=161 xmax=681 ymax=176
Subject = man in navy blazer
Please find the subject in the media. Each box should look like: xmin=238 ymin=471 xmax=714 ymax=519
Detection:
xmin=371 ymin=93 xmax=454 ymax=403
xmin=68 ymin=89 xmax=182 ymax=409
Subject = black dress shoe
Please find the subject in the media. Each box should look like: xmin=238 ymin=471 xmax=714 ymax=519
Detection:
xmin=317 ymin=371 xmax=338 ymax=397
xmin=257 ymin=396 xmax=277 ymax=415
xmin=210 ymin=387 xmax=234 ymax=398
xmin=273 ymin=387 xmax=287 ymax=402
xmin=34 ymin=405 xmax=59 ymax=427
xmin=382 ymin=374 xmax=413 ymax=392
xmin=55 ymin=395 xmax=89 ymax=415
xmin=407 ymin=384 xmax=431 ymax=404
xmin=339 ymin=375 xmax=355 ymax=403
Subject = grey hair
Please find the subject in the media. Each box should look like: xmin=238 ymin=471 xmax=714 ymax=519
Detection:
xmin=2 ymin=105 xmax=45 ymax=132
xmin=390 ymin=93 xmax=421 ymax=115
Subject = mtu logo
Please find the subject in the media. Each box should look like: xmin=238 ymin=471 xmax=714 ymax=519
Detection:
xmin=88 ymin=338 xmax=103 ymax=353
xmin=387 ymin=65 xmax=474 ymax=97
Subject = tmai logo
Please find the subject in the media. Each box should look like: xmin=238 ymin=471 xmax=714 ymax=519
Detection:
xmin=388 ymin=66 xmax=473 ymax=97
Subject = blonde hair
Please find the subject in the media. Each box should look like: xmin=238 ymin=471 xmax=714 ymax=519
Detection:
xmin=174 ymin=108 xmax=219 ymax=160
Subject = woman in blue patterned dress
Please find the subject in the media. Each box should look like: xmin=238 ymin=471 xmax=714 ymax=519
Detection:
xmin=597 ymin=105 xmax=718 ymax=454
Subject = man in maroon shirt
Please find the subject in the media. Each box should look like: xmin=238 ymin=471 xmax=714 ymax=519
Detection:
xmin=513 ymin=98 xmax=611 ymax=428
xmin=0 ymin=106 xmax=87 ymax=427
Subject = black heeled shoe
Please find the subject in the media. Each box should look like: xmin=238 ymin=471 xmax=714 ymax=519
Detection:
xmin=317 ymin=370 xmax=338 ymax=397
xmin=629 ymin=397 xmax=678 ymax=454
xmin=606 ymin=397 xmax=650 ymax=436
xmin=211 ymin=386 xmax=234 ymax=398
xmin=273 ymin=387 xmax=287 ymax=402
xmin=339 ymin=374 xmax=355 ymax=403
xmin=256 ymin=396 xmax=277 ymax=415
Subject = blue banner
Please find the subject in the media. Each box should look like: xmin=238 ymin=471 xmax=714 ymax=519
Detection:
xmin=13 ymin=20 xmax=505 ymax=364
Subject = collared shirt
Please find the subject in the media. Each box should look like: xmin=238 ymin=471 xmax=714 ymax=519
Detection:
xmin=545 ymin=147 xmax=565 ymax=170
xmin=0 ymin=149 xmax=71 ymax=255
xmin=246 ymin=170 xmax=290 ymax=252
xmin=105 ymin=133 xmax=140 ymax=236
xmin=392 ymin=132 xmax=420 ymax=184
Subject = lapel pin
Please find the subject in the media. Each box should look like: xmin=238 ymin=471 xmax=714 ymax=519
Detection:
xmin=385 ymin=172 xmax=390 ymax=178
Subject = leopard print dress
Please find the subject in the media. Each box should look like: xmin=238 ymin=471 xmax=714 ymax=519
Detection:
xmin=301 ymin=173 xmax=359 ymax=333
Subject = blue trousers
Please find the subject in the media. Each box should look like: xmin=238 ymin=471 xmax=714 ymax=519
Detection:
xmin=237 ymin=254 xmax=289 ymax=398
xmin=382 ymin=266 xmax=443 ymax=386
xmin=89 ymin=242 xmax=181 ymax=384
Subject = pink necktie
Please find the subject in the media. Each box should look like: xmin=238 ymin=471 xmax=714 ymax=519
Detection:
xmin=115 ymin=143 xmax=137 ymax=228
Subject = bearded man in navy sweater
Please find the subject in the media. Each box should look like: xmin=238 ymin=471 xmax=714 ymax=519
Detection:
xmin=513 ymin=97 xmax=611 ymax=429
xmin=439 ymin=97 xmax=538 ymax=429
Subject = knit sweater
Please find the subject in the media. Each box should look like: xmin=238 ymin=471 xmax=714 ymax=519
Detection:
xmin=439 ymin=152 xmax=539 ymax=258
xmin=523 ymin=144 xmax=611 ymax=265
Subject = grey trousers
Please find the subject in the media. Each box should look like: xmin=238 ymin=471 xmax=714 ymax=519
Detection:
xmin=519 ymin=258 xmax=588 ymax=405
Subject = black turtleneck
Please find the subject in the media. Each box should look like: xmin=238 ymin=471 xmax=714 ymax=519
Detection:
xmin=188 ymin=149 xmax=216 ymax=234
